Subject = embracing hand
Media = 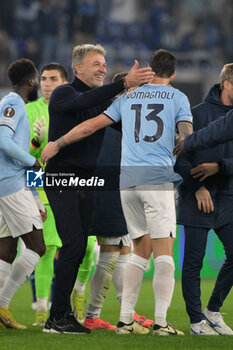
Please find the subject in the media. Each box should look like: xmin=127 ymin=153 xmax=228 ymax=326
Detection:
xmin=173 ymin=138 xmax=186 ymax=157
xmin=41 ymin=141 xmax=59 ymax=164
xmin=191 ymin=162 xmax=219 ymax=181
xmin=125 ymin=60 xmax=155 ymax=88
xmin=195 ymin=186 xmax=214 ymax=213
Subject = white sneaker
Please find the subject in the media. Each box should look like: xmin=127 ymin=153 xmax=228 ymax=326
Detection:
xmin=204 ymin=308 xmax=233 ymax=335
xmin=190 ymin=320 xmax=218 ymax=335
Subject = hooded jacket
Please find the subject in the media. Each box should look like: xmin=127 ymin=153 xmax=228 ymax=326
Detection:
xmin=175 ymin=84 xmax=233 ymax=228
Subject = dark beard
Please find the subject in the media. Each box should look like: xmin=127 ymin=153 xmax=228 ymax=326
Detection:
xmin=28 ymin=88 xmax=38 ymax=102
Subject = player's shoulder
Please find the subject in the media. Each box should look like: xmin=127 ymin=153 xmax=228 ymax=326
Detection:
xmin=0 ymin=92 xmax=25 ymax=117
xmin=171 ymin=86 xmax=187 ymax=98
xmin=191 ymin=101 xmax=213 ymax=120
xmin=51 ymin=83 xmax=74 ymax=99
xmin=191 ymin=101 xmax=206 ymax=113
xmin=1 ymin=92 xmax=22 ymax=106
xmin=171 ymin=87 xmax=190 ymax=106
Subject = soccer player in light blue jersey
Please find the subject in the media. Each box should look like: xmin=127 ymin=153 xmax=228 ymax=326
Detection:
xmin=0 ymin=59 xmax=46 ymax=329
xmin=42 ymin=49 xmax=193 ymax=335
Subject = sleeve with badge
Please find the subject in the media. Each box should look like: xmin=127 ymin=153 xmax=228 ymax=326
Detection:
xmin=0 ymin=97 xmax=36 ymax=167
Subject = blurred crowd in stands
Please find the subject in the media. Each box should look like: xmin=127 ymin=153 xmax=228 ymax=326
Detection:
xmin=0 ymin=0 xmax=232 ymax=86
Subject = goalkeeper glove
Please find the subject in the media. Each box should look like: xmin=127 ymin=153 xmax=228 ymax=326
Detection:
xmin=33 ymin=116 xmax=46 ymax=144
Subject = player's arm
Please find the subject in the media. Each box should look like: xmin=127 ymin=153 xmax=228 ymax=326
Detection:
xmin=41 ymin=114 xmax=113 ymax=163
xmin=174 ymin=109 xmax=233 ymax=156
xmin=187 ymin=110 xmax=233 ymax=150
xmin=176 ymin=121 xmax=193 ymax=139
xmin=174 ymin=121 xmax=193 ymax=157
xmin=0 ymin=125 xmax=37 ymax=167
xmin=195 ymin=186 xmax=214 ymax=214
xmin=51 ymin=61 xmax=154 ymax=111
xmin=174 ymin=153 xmax=208 ymax=192
xmin=190 ymin=156 xmax=233 ymax=181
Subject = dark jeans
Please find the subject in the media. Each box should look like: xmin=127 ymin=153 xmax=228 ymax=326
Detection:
xmin=182 ymin=224 xmax=233 ymax=324
xmin=45 ymin=189 xmax=95 ymax=318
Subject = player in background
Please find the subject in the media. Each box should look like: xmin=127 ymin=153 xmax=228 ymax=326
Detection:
xmin=27 ymin=63 xmax=97 ymax=326
xmin=0 ymin=58 xmax=46 ymax=329
xmin=174 ymin=63 xmax=233 ymax=335
xmin=26 ymin=63 xmax=66 ymax=326
xmin=42 ymin=49 xmax=193 ymax=335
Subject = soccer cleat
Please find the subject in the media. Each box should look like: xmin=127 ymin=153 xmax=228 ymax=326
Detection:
xmin=116 ymin=320 xmax=150 ymax=335
xmin=153 ymin=324 xmax=184 ymax=336
xmin=0 ymin=307 xmax=26 ymax=329
xmin=84 ymin=317 xmax=116 ymax=330
xmin=204 ymin=308 xmax=233 ymax=335
xmin=134 ymin=312 xmax=153 ymax=328
xmin=71 ymin=290 xmax=85 ymax=323
xmin=190 ymin=320 xmax=218 ymax=335
xmin=33 ymin=312 xmax=49 ymax=326
xmin=49 ymin=312 xmax=91 ymax=334
xmin=43 ymin=317 xmax=53 ymax=333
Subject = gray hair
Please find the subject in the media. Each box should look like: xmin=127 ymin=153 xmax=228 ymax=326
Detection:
xmin=71 ymin=44 xmax=106 ymax=74
xmin=220 ymin=63 xmax=233 ymax=89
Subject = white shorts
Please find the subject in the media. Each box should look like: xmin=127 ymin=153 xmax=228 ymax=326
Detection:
xmin=97 ymin=234 xmax=131 ymax=247
xmin=0 ymin=187 xmax=43 ymax=238
xmin=120 ymin=183 xmax=176 ymax=240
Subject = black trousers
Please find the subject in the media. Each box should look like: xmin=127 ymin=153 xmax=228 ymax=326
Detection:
xmin=182 ymin=224 xmax=233 ymax=324
xmin=45 ymin=189 xmax=95 ymax=317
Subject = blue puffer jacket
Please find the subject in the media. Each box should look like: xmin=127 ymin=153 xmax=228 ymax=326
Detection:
xmin=175 ymin=84 xmax=233 ymax=228
xmin=89 ymin=126 xmax=128 ymax=237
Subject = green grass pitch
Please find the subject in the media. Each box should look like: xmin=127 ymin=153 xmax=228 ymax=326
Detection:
xmin=1 ymin=279 xmax=232 ymax=350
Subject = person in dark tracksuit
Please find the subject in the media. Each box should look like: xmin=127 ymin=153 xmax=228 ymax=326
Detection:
xmin=175 ymin=63 xmax=233 ymax=335
xmin=42 ymin=44 xmax=154 ymax=334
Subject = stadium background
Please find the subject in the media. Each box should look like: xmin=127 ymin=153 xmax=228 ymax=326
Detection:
xmin=1 ymin=0 xmax=232 ymax=278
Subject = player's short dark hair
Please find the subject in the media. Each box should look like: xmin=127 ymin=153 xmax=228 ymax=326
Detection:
xmin=41 ymin=63 xmax=68 ymax=81
xmin=149 ymin=49 xmax=176 ymax=78
xmin=8 ymin=58 xmax=37 ymax=86
xmin=112 ymin=72 xmax=128 ymax=82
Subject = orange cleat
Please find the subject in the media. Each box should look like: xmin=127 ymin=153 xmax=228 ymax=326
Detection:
xmin=134 ymin=312 xmax=153 ymax=328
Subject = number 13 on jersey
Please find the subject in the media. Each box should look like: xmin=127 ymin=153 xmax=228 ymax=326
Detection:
xmin=131 ymin=103 xmax=164 ymax=143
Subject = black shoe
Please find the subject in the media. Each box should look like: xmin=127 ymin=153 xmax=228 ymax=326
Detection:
xmin=43 ymin=317 xmax=53 ymax=333
xmin=50 ymin=312 xmax=91 ymax=334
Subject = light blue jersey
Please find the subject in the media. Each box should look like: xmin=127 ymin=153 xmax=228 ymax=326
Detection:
xmin=0 ymin=92 xmax=35 ymax=196
xmin=104 ymin=84 xmax=192 ymax=189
